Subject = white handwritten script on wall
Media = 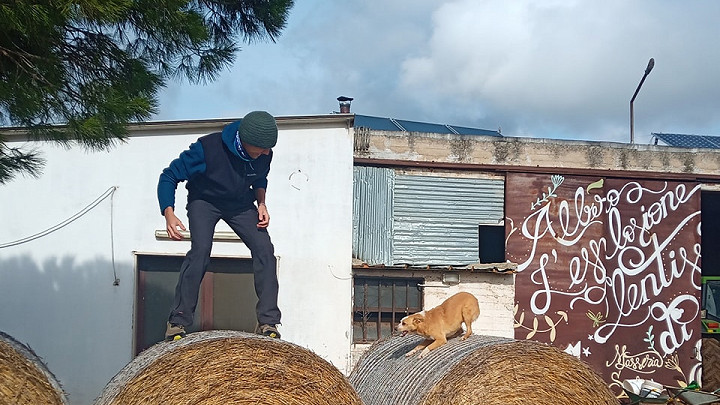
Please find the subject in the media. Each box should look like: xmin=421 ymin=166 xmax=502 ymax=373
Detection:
xmin=507 ymin=174 xmax=702 ymax=389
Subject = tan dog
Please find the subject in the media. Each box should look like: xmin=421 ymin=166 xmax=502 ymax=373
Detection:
xmin=396 ymin=291 xmax=480 ymax=358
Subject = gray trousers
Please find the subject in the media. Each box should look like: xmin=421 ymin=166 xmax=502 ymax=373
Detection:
xmin=168 ymin=199 xmax=280 ymax=327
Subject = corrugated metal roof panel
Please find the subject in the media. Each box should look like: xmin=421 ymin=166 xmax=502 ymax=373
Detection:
xmin=354 ymin=115 xmax=404 ymax=132
xmin=448 ymin=124 xmax=502 ymax=136
xmin=354 ymin=114 xmax=501 ymax=137
xmin=392 ymin=119 xmax=450 ymax=134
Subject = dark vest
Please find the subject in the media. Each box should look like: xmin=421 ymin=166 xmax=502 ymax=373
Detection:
xmin=186 ymin=132 xmax=271 ymax=212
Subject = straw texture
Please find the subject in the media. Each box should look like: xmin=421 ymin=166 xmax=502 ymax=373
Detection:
xmin=95 ymin=330 xmax=362 ymax=405
xmin=350 ymin=334 xmax=617 ymax=405
xmin=0 ymin=331 xmax=66 ymax=405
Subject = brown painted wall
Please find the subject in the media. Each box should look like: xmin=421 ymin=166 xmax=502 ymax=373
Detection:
xmin=506 ymin=172 xmax=702 ymax=393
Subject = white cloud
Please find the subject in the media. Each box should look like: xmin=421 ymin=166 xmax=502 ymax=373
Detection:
xmin=156 ymin=0 xmax=720 ymax=143
xmin=398 ymin=0 xmax=720 ymax=141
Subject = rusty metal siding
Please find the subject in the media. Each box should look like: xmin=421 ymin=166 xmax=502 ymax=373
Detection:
xmin=353 ymin=166 xmax=394 ymax=265
xmin=506 ymin=172 xmax=702 ymax=392
xmin=392 ymin=174 xmax=504 ymax=265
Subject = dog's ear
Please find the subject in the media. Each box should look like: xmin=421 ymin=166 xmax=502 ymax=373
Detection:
xmin=413 ymin=317 xmax=424 ymax=325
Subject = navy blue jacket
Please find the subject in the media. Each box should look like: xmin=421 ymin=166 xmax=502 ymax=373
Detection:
xmin=157 ymin=120 xmax=272 ymax=214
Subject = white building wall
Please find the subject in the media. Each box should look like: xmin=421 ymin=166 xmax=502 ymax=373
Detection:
xmin=419 ymin=273 xmax=516 ymax=339
xmin=0 ymin=117 xmax=354 ymax=404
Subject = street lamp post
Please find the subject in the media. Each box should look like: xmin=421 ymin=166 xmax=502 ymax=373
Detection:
xmin=630 ymin=58 xmax=655 ymax=144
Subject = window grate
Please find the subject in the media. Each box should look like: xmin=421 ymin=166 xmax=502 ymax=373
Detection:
xmin=353 ymin=277 xmax=423 ymax=343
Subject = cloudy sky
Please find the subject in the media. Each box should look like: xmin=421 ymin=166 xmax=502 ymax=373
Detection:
xmin=155 ymin=1 xmax=720 ymax=144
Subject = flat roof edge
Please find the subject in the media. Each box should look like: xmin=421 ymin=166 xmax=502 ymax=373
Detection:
xmin=0 ymin=114 xmax=355 ymax=138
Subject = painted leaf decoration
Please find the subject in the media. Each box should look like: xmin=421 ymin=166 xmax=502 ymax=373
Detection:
xmin=526 ymin=317 xmax=539 ymax=339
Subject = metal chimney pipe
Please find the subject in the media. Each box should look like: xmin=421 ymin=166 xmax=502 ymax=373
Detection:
xmin=337 ymin=96 xmax=353 ymax=113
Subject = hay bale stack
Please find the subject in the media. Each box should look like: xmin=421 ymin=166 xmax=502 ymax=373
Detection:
xmin=0 ymin=331 xmax=66 ymax=405
xmin=349 ymin=334 xmax=617 ymax=405
xmin=95 ymin=330 xmax=363 ymax=405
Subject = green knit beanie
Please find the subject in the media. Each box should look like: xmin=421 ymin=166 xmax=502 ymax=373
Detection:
xmin=238 ymin=111 xmax=278 ymax=148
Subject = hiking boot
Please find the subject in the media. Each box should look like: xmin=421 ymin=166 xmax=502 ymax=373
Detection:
xmin=165 ymin=322 xmax=186 ymax=341
xmin=256 ymin=324 xmax=281 ymax=339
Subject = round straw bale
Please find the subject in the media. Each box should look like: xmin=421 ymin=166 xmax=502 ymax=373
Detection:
xmin=95 ymin=330 xmax=363 ymax=405
xmin=349 ymin=334 xmax=617 ymax=405
xmin=0 ymin=331 xmax=67 ymax=405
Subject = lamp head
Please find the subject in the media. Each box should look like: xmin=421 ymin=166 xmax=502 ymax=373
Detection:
xmin=645 ymin=58 xmax=655 ymax=75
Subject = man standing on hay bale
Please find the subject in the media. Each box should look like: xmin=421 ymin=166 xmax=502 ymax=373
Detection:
xmin=157 ymin=110 xmax=282 ymax=341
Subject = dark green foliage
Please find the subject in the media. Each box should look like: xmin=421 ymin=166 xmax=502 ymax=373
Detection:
xmin=0 ymin=0 xmax=293 ymax=183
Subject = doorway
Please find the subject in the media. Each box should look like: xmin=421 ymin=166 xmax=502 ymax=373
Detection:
xmin=135 ymin=254 xmax=257 ymax=354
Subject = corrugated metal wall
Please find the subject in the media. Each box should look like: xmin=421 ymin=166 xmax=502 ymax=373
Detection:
xmin=353 ymin=166 xmax=394 ymax=265
xmin=393 ymin=174 xmax=504 ymax=265
xmin=353 ymin=167 xmax=505 ymax=266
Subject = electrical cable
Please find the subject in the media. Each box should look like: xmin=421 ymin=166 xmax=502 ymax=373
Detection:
xmin=110 ymin=187 xmax=120 ymax=286
xmin=0 ymin=186 xmax=118 ymax=249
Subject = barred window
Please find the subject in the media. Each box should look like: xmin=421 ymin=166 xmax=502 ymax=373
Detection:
xmin=353 ymin=277 xmax=423 ymax=343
